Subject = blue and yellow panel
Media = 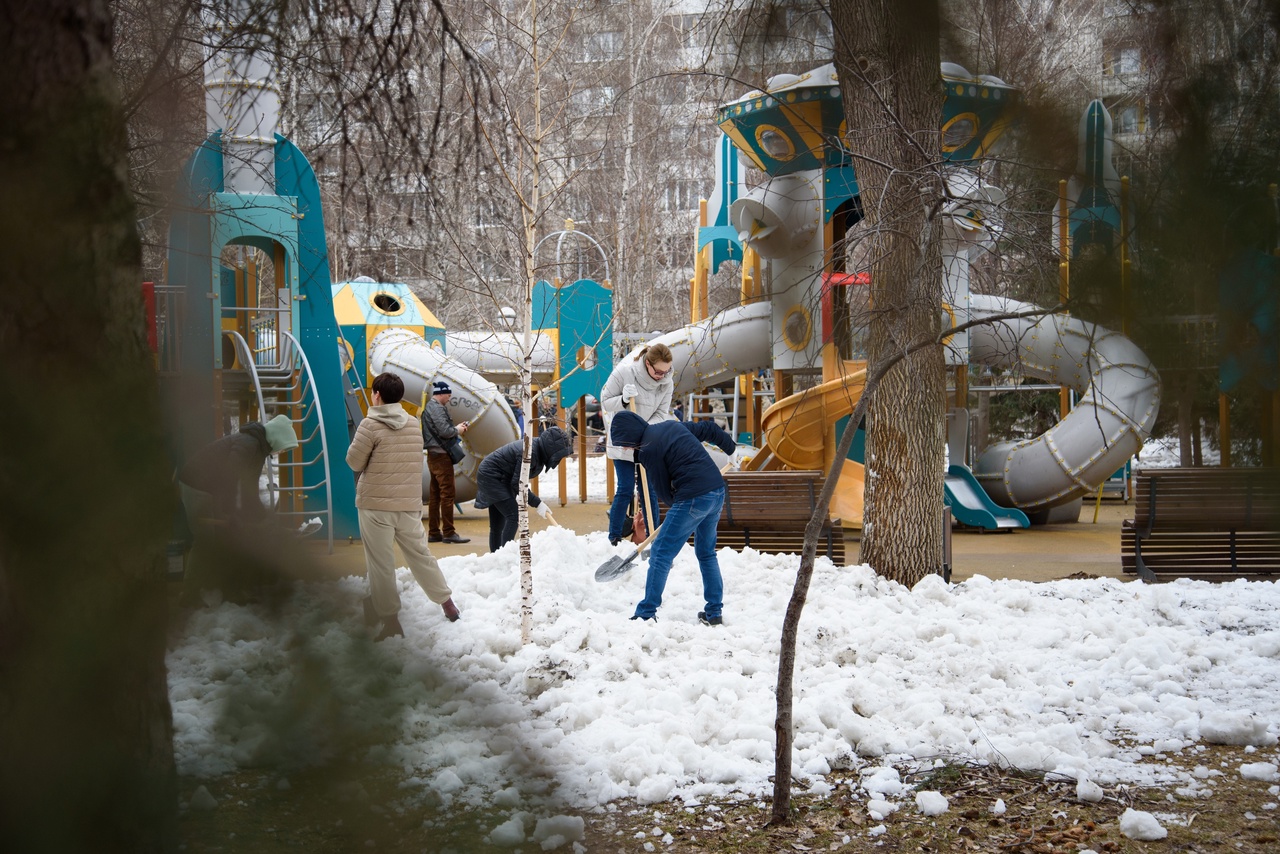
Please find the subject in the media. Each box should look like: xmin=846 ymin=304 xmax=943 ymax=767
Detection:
xmin=331 ymin=280 xmax=444 ymax=332
xmin=717 ymin=66 xmax=1018 ymax=178
xmin=940 ymin=72 xmax=1018 ymax=163
xmin=717 ymin=82 xmax=847 ymax=176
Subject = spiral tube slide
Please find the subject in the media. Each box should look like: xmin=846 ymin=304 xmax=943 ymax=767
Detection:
xmin=369 ymin=328 xmax=521 ymax=503
xmin=969 ymin=294 xmax=1161 ymax=512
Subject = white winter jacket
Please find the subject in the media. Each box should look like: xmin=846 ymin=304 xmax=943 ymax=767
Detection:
xmin=599 ymin=350 xmax=675 ymax=460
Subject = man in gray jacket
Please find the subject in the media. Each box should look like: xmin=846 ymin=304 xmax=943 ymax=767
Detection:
xmin=421 ymin=380 xmax=470 ymax=544
xmin=348 ymin=372 xmax=460 ymax=640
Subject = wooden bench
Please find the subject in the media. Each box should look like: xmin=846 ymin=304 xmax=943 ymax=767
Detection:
xmin=710 ymin=470 xmax=846 ymax=564
xmin=1121 ymin=467 xmax=1280 ymax=582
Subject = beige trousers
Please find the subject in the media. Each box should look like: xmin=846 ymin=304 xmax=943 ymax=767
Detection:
xmin=357 ymin=508 xmax=452 ymax=617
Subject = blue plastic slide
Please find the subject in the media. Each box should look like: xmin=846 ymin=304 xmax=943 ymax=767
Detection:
xmin=944 ymin=464 xmax=1030 ymax=531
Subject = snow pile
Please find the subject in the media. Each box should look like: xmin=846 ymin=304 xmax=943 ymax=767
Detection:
xmin=167 ymin=531 xmax=1280 ymax=839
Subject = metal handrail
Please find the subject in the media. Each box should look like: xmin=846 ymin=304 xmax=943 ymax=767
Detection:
xmin=222 ymin=331 xmax=276 ymax=506
xmin=282 ymin=330 xmax=334 ymax=552
xmin=220 ymin=328 xmax=335 ymax=553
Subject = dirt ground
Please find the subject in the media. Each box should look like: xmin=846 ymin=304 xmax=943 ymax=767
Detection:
xmin=176 ymin=742 xmax=1280 ymax=852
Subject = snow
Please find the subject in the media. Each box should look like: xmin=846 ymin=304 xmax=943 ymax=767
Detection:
xmin=1136 ymin=434 xmax=1222 ymax=468
xmin=168 ymin=455 xmax=1280 ymax=847
xmin=1119 ymin=807 xmax=1168 ymax=840
xmin=1241 ymin=762 xmax=1280 ymax=783
xmin=1076 ymin=776 xmax=1105 ymax=802
xmin=915 ymin=790 xmax=949 ymax=816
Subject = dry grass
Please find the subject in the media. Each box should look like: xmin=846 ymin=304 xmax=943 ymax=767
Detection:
xmin=177 ymin=744 xmax=1280 ymax=852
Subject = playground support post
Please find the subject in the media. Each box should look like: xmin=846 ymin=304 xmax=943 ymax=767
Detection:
xmin=1058 ymin=179 xmax=1071 ymax=421
xmin=1120 ymin=176 xmax=1131 ymax=338
xmin=575 ymin=396 xmax=588 ymax=503
xmin=1273 ymin=184 xmax=1280 ymax=467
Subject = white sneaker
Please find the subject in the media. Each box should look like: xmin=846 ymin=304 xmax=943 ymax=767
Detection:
xmin=297 ymin=518 xmax=323 ymax=537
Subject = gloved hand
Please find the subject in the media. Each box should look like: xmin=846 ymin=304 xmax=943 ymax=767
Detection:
xmin=535 ymin=502 xmax=552 ymax=519
xmin=622 ymin=383 xmax=638 ymax=402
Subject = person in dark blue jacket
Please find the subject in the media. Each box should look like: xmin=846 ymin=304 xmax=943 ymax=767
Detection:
xmin=473 ymin=427 xmax=574 ymax=552
xmin=609 ymin=411 xmax=736 ymax=625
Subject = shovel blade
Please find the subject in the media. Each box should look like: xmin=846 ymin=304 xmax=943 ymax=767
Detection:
xmin=594 ymin=552 xmax=637 ymax=582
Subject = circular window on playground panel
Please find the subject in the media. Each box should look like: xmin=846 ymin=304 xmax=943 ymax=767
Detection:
xmin=755 ymin=125 xmax=796 ymax=162
xmin=782 ymin=304 xmax=812 ymax=351
xmin=370 ymin=291 xmax=407 ymax=317
xmin=941 ymin=112 xmax=979 ymax=153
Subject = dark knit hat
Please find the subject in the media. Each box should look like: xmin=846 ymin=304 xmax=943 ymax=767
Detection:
xmin=432 ymin=380 xmax=452 ymax=396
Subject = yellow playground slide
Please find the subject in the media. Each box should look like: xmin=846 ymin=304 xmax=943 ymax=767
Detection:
xmin=756 ymin=365 xmax=868 ymax=525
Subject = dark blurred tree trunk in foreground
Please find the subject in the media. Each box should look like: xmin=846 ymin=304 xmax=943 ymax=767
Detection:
xmin=0 ymin=1 xmax=177 ymax=851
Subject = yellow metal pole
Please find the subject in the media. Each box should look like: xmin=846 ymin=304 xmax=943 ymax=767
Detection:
xmin=576 ymin=399 xmax=586 ymax=504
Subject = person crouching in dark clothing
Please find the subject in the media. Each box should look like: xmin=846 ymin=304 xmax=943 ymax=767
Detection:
xmin=609 ymin=411 xmax=735 ymax=625
xmin=473 ymin=427 xmax=573 ymax=552
xmin=177 ymin=414 xmax=299 ymax=603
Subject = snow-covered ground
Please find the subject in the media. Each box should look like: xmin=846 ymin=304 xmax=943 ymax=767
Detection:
xmin=1136 ymin=434 xmax=1223 ymax=468
xmin=169 ymin=454 xmax=1280 ymax=846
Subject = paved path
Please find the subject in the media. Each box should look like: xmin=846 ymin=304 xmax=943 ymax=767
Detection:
xmin=309 ymin=491 xmax=1135 ymax=585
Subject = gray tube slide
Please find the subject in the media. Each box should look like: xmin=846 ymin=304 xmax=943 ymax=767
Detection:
xmin=630 ymin=301 xmax=774 ymax=396
xmin=369 ymin=328 xmax=520 ymax=503
xmin=969 ymin=295 xmax=1161 ymax=512
xmin=445 ymin=331 xmax=558 ymax=380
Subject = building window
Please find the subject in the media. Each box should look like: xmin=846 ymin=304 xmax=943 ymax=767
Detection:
xmin=1115 ymin=103 xmax=1144 ymax=134
xmin=582 ymin=30 xmax=622 ymax=62
xmin=570 ymin=86 xmax=617 ymax=118
xmin=668 ymin=15 xmax=701 ymax=49
xmin=1104 ymin=45 xmax=1143 ymax=76
xmin=662 ymin=179 xmax=700 ymax=212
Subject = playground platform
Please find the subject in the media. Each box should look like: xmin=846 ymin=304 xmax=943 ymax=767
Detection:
xmin=303 ymin=492 xmax=1133 ymax=585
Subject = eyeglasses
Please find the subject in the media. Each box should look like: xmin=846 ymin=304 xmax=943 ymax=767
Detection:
xmin=647 ymin=364 xmax=672 ymax=378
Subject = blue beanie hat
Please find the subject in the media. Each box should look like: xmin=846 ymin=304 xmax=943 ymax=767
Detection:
xmin=432 ymin=380 xmax=452 ymax=396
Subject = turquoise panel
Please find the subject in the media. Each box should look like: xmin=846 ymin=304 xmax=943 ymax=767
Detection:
xmin=166 ymin=133 xmax=223 ymax=456
xmin=534 ymin=278 xmax=614 ymax=404
xmin=834 ymin=415 xmax=866 ymax=464
xmin=276 ymin=135 xmax=359 ymax=539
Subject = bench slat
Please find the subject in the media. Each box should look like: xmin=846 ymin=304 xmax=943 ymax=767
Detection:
xmin=711 ymin=470 xmax=845 ymax=563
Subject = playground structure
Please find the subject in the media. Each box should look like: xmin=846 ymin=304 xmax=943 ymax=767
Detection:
xmin=159 ymin=7 xmax=1162 ymax=549
xmin=160 ymin=5 xmax=613 ymax=548
xmin=622 ymin=63 xmax=1162 ymax=530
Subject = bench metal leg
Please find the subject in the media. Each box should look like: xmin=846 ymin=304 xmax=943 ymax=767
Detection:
xmin=1134 ymin=539 xmax=1158 ymax=583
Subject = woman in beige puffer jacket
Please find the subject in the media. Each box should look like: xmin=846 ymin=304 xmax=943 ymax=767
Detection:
xmin=346 ymin=372 xmax=459 ymax=639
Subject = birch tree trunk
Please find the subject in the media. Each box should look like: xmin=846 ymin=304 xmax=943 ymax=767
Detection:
xmin=832 ymin=0 xmax=947 ymax=586
xmin=514 ymin=0 xmax=548 ymax=645
xmin=0 ymin=0 xmax=176 ymax=848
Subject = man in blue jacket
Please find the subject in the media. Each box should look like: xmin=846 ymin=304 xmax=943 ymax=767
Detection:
xmin=609 ymin=411 xmax=736 ymax=625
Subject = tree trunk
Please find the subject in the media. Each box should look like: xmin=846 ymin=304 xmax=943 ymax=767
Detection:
xmin=1192 ymin=415 xmax=1203 ymax=467
xmin=832 ymin=0 xmax=947 ymax=585
xmin=1177 ymin=371 xmax=1195 ymax=466
xmin=0 ymin=1 xmax=177 ymax=850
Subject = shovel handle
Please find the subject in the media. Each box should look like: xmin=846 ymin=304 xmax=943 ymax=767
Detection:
xmin=629 ymin=523 xmax=661 ymax=554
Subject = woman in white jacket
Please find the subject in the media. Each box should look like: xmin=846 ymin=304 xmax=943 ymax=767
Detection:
xmin=599 ymin=342 xmax=676 ymax=545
